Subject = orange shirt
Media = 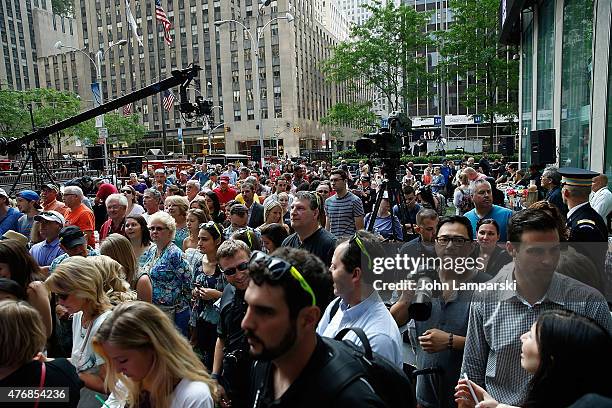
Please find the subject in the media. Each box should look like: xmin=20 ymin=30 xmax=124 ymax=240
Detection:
xmin=43 ymin=199 xmax=68 ymax=217
xmin=64 ymin=203 xmax=96 ymax=247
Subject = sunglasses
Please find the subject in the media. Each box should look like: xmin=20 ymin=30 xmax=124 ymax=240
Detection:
xmin=122 ymin=190 xmax=133 ymax=194
xmin=350 ymin=233 xmax=373 ymax=270
xmin=222 ymin=261 xmax=249 ymax=276
xmin=149 ymin=226 xmax=168 ymax=232
xmin=199 ymin=221 xmax=222 ymax=237
xmin=56 ymin=293 xmax=69 ymax=300
xmin=249 ymin=251 xmax=317 ymax=306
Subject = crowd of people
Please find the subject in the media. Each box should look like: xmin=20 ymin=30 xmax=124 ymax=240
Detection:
xmin=0 ymin=154 xmax=611 ymax=408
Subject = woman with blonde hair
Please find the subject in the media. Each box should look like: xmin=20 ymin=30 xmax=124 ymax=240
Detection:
xmin=90 ymin=255 xmax=137 ymax=305
xmin=94 ymin=301 xmax=215 ymax=408
xmin=164 ymin=195 xmax=190 ymax=248
xmin=258 ymin=200 xmax=290 ymax=234
xmin=0 ymin=300 xmax=82 ymax=407
xmin=45 ymin=256 xmax=113 ymax=402
xmin=141 ymin=211 xmax=192 ymax=337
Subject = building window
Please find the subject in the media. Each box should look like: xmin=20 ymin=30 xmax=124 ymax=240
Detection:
xmin=535 ymin=0 xmax=555 ymax=130
xmin=520 ymin=9 xmax=534 ymax=167
xmin=559 ymin=0 xmax=593 ymax=168
xmin=234 ymin=110 xmax=241 ymax=121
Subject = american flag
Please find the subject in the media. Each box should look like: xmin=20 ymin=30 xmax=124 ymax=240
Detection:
xmin=163 ymin=89 xmax=175 ymax=111
xmin=155 ymin=0 xmax=173 ymax=45
xmin=123 ymin=103 xmax=132 ymax=116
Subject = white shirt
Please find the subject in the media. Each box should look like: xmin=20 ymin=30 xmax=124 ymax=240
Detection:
xmin=566 ymin=201 xmax=589 ymax=220
xmin=70 ymin=310 xmax=112 ymax=373
xmin=105 ymin=378 xmax=214 ymax=408
xmin=317 ymin=290 xmax=404 ymax=368
xmin=589 ymin=187 xmax=612 ymax=220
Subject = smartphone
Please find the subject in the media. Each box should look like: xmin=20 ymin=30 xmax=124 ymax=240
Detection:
xmin=462 ymin=373 xmax=479 ymax=404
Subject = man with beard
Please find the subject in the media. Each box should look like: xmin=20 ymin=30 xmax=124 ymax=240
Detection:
xmin=212 ymin=239 xmax=252 ymax=408
xmin=243 ymin=247 xmax=385 ymax=407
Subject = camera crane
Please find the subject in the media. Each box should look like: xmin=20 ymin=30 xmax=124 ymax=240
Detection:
xmin=0 ymin=65 xmax=206 ymax=197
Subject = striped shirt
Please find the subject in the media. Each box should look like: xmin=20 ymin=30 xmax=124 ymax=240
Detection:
xmin=461 ymin=263 xmax=612 ymax=406
xmin=324 ymin=191 xmax=364 ymax=238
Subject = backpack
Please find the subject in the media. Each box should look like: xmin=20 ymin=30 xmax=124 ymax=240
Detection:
xmin=457 ymin=188 xmax=474 ymax=214
xmin=317 ymin=327 xmax=417 ymax=408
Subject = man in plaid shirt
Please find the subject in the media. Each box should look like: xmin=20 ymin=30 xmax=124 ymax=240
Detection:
xmin=461 ymin=208 xmax=612 ymax=406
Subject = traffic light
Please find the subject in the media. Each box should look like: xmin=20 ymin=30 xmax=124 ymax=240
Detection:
xmin=224 ymin=126 xmax=231 ymax=133
xmin=293 ymin=126 xmax=301 ymax=133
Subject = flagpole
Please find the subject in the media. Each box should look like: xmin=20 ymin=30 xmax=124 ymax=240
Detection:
xmin=156 ymin=25 xmax=168 ymax=156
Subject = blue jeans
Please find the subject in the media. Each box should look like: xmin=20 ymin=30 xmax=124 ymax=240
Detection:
xmin=175 ymin=308 xmax=191 ymax=338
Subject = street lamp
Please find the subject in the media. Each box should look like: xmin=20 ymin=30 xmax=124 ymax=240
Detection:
xmin=215 ymin=11 xmax=294 ymax=169
xmin=203 ymin=105 xmax=223 ymax=153
xmin=55 ymin=39 xmax=127 ymax=172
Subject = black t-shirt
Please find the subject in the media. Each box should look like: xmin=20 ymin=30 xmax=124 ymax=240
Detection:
xmin=281 ymin=227 xmax=337 ymax=267
xmin=217 ymin=285 xmax=249 ymax=353
xmin=0 ymin=359 xmax=82 ymax=407
xmin=249 ymin=337 xmax=386 ymax=408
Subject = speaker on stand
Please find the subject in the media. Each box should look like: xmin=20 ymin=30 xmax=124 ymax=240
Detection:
xmin=530 ymin=129 xmax=556 ymax=166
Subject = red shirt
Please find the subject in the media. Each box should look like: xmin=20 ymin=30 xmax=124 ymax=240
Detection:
xmin=99 ymin=218 xmax=126 ymax=242
xmin=214 ymin=187 xmax=238 ymax=204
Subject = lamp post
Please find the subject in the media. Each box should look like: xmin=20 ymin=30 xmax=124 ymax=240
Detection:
xmin=55 ymin=39 xmax=127 ymax=172
xmin=215 ymin=11 xmax=294 ymax=170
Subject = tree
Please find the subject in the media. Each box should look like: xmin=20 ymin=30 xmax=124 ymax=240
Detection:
xmin=440 ymin=0 xmax=519 ymax=152
xmin=104 ymin=113 xmax=146 ymax=146
xmin=51 ymin=0 xmax=74 ymax=17
xmin=0 ymin=88 xmax=96 ymax=143
xmin=320 ymin=101 xmax=378 ymax=132
xmin=322 ymin=1 xmax=434 ymax=114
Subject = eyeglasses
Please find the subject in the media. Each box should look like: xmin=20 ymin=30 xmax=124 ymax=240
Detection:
xmin=250 ymin=251 xmax=317 ymax=306
xmin=149 ymin=226 xmax=168 ymax=232
xmin=350 ymin=233 xmax=372 ymax=270
xmin=199 ymin=221 xmax=222 ymax=237
xmin=56 ymin=293 xmax=69 ymax=300
xmin=435 ymin=236 xmax=471 ymax=247
xmin=221 ymin=261 xmax=249 ymax=276
xmin=122 ymin=190 xmax=133 ymax=194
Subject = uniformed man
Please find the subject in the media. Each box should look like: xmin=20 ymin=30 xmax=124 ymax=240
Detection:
xmin=559 ymin=167 xmax=608 ymax=298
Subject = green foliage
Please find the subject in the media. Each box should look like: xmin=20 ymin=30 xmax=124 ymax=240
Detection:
xmin=320 ymin=102 xmax=378 ymax=137
xmin=322 ymin=1 xmax=434 ymax=111
xmin=0 ymin=88 xmax=95 ymax=142
xmin=104 ymin=113 xmax=146 ymax=146
xmin=0 ymin=88 xmax=146 ymax=147
xmin=439 ymin=0 xmax=519 ymax=151
xmin=51 ymin=0 xmax=74 ymax=17
xmin=333 ymin=148 xmax=517 ymax=166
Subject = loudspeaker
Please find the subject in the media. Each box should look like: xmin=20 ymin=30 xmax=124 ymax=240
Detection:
xmin=117 ymin=157 xmax=143 ymax=174
xmin=530 ymin=129 xmax=556 ymax=166
xmin=501 ymin=136 xmax=515 ymax=156
xmin=87 ymin=145 xmax=105 ymax=171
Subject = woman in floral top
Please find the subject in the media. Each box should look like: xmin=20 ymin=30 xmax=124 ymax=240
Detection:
xmin=142 ymin=211 xmax=192 ymax=337
xmin=191 ymin=221 xmax=226 ymax=369
xmin=165 ymin=195 xmax=190 ymax=249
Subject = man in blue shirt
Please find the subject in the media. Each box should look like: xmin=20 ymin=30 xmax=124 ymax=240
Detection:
xmin=16 ymin=189 xmax=42 ymax=240
xmin=464 ymin=179 xmax=513 ymax=241
xmin=0 ymin=188 xmax=22 ymax=236
xmin=30 ymin=210 xmax=65 ymax=273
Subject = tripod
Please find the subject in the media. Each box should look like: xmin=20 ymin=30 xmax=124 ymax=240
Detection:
xmin=8 ymin=143 xmax=57 ymax=197
xmin=366 ymin=169 xmax=410 ymax=242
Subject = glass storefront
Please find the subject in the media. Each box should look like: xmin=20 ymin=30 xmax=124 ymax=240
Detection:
xmin=559 ymin=0 xmax=593 ymax=168
xmin=521 ymin=10 xmax=534 ymax=167
xmin=535 ymin=0 xmax=555 ymax=130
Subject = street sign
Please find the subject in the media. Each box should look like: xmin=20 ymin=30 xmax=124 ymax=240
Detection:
xmin=434 ymin=116 xmax=442 ymax=126
xmin=474 ymin=115 xmax=482 ymax=124
xmin=380 ymin=118 xmax=388 ymax=127
xmin=97 ymin=127 xmax=108 ymax=145
xmin=177 ymin=127 xmax=183 ymax=143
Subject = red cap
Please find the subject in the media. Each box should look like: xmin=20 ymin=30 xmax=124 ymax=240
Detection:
xmin=96 ymin=183 xmax=118 ymax=200
xmin=220 ymin=175 xmax=230 ymax=182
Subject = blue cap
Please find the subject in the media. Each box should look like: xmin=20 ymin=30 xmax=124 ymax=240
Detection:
xmin=17 ymin=190 xmax=40 ymax=201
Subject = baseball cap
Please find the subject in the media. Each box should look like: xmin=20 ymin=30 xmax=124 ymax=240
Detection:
xmin=0 ymin=188 xmax=7 ymax=198
xmin=42 ymin=183 xmax=60 ymax=193
xmin=0 ymin=230 xmax=29 ymax=247
xmin=58 ymin=226 xmax=87 ymax=248
xmin=34 ymin=210 xmax=65 ymax=225
xmin=360 ymin=175 xmax=371 ymax=182
xmin=96 ymin=183 xmax=118 ymax=200
xmin=220 ymin=175 xmax=230 ymax=182
xmin=17 ymin=190 xmax=40 ymax=202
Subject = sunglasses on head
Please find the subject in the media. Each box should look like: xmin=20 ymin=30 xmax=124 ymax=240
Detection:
xmin=200 ymin=221 xmax=222 ymax=237
xmin=249 ymin=251 xmax=317 ymax=306
xmin=350 ymin=233 xmax=373 ymax=270
xmin=222 ymin=261 xmax=249 ymax=276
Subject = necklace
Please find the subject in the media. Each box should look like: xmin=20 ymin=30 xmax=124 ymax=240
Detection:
xmin=80 ymin=317 xmax=92 ymax=338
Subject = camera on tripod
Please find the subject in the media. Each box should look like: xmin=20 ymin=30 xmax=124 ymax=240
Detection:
xmin=354 ymin=111 xmax=411 ymax=177
xmin=407 ymin=267 xmax=439 ymax=321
